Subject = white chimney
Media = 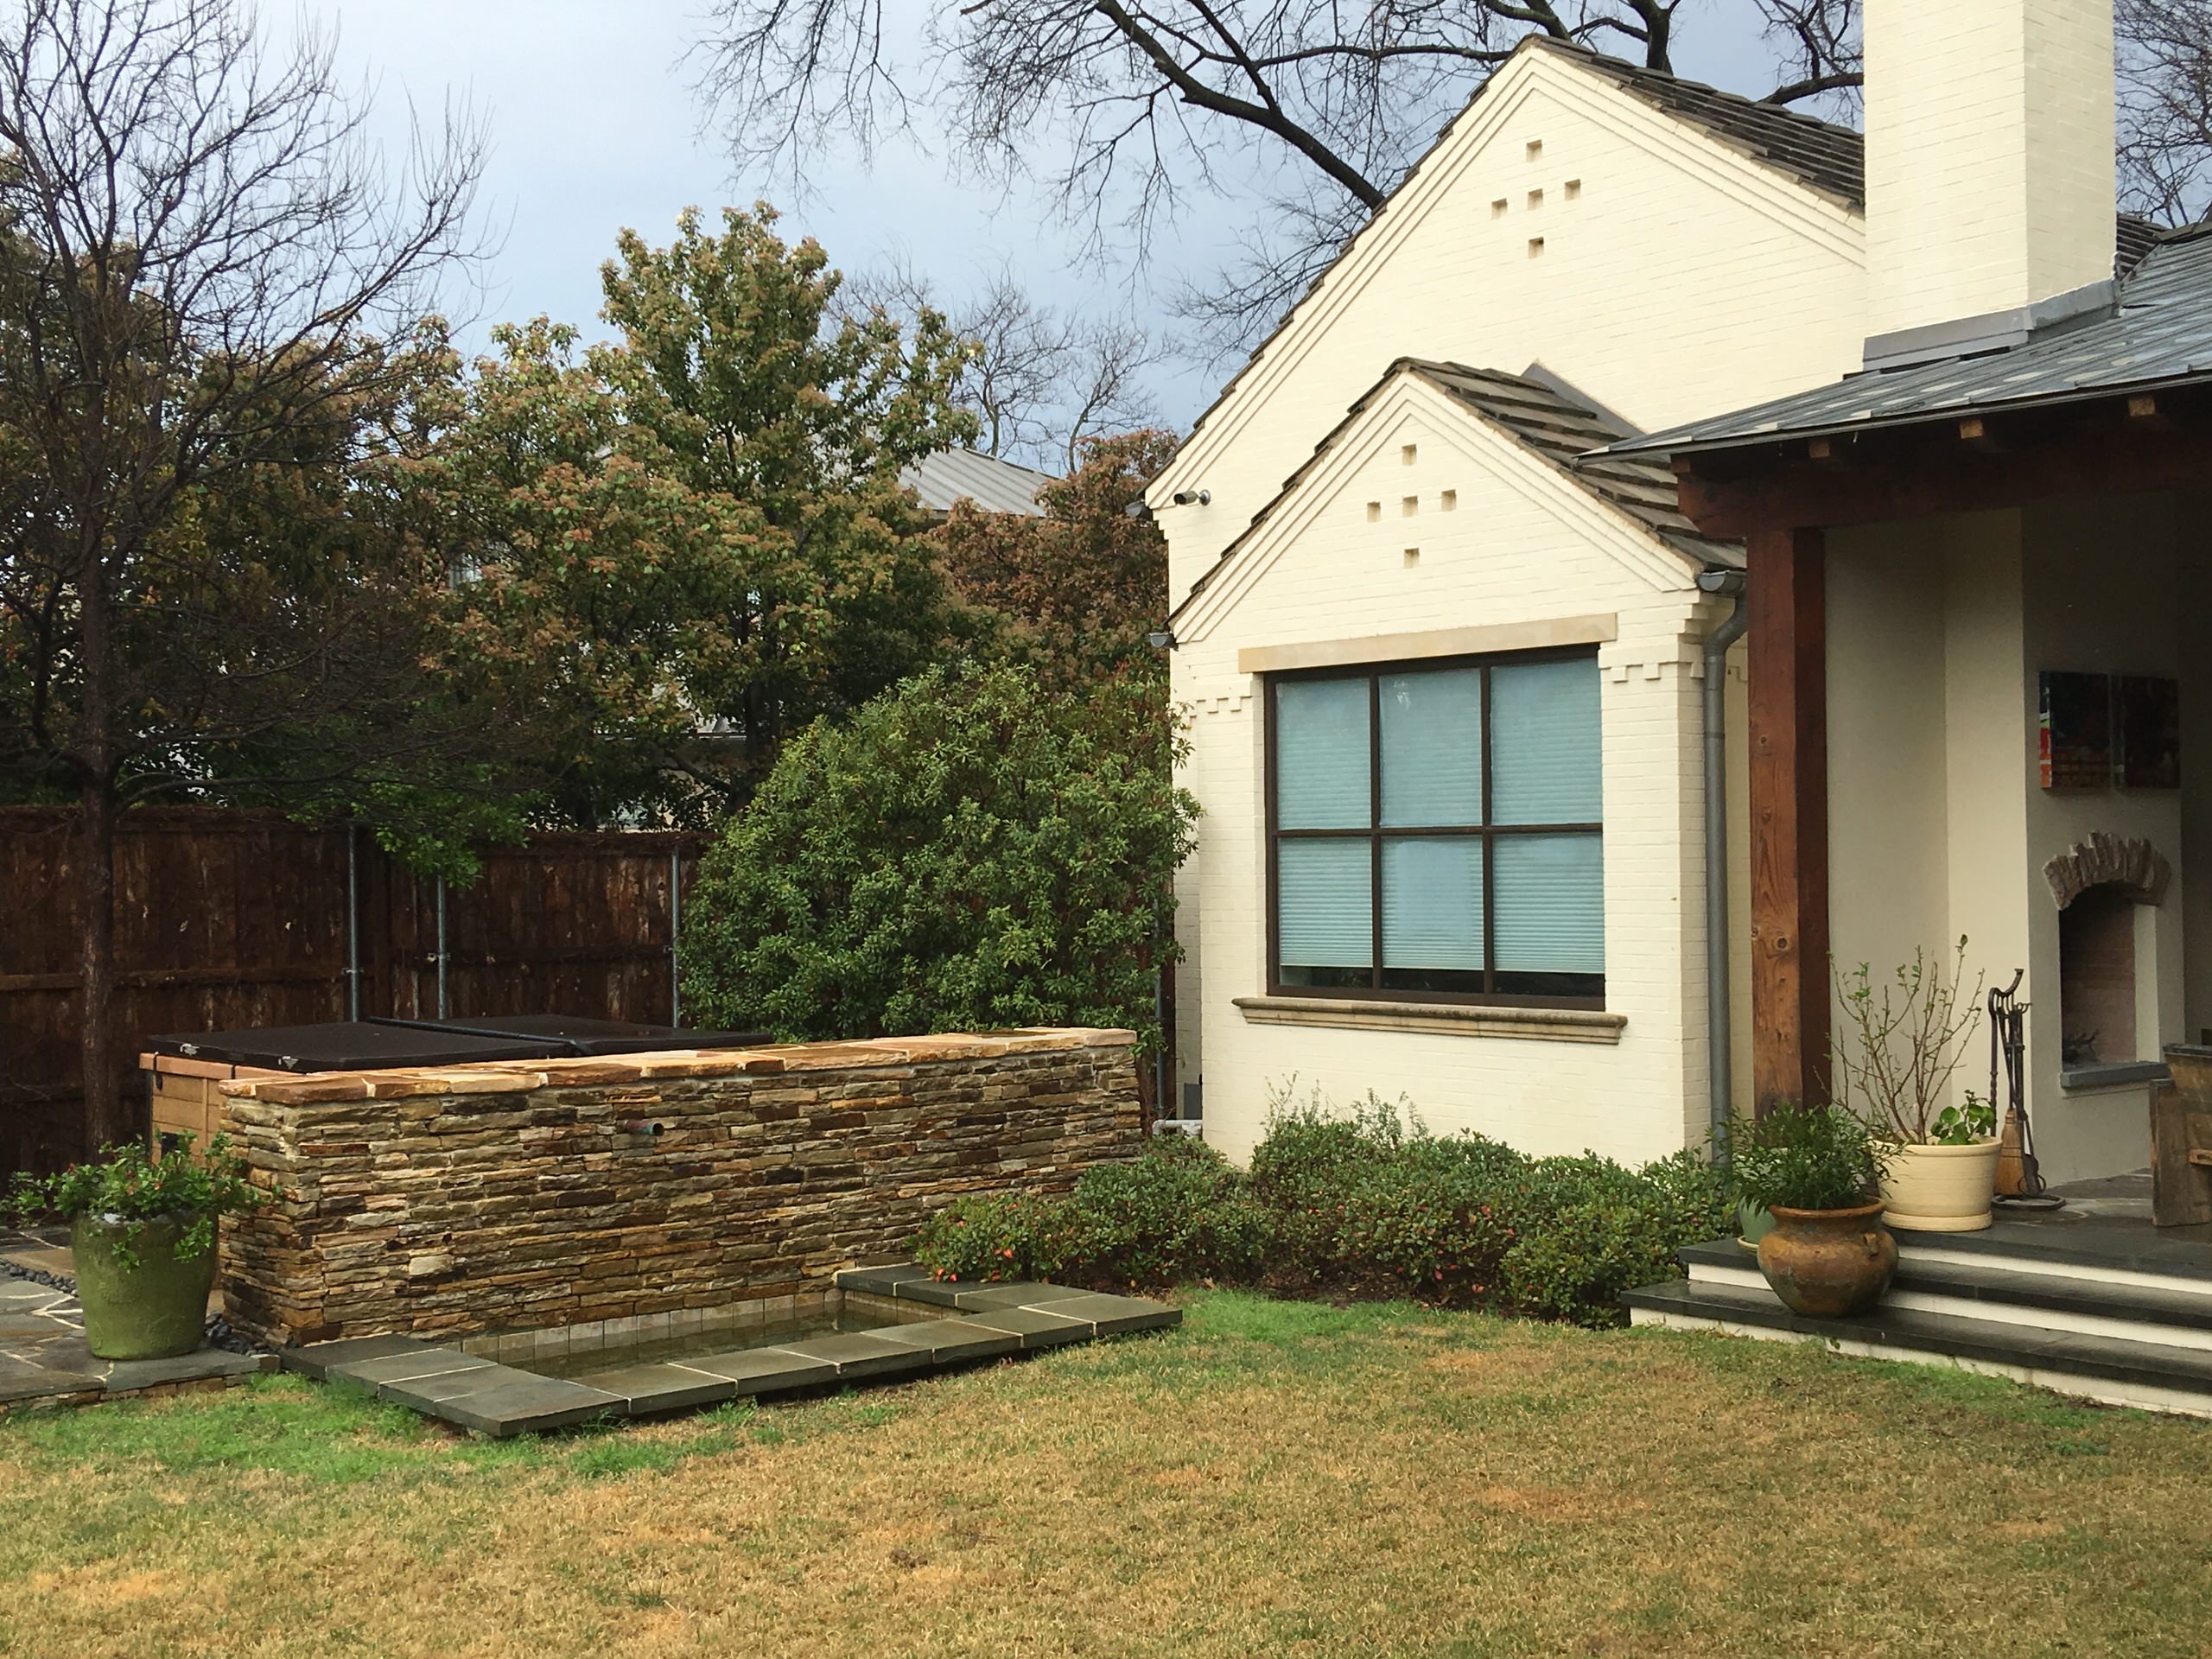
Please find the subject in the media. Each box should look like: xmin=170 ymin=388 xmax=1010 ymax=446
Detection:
xmin=1862 ymin=0 xmax=2116 ymax=364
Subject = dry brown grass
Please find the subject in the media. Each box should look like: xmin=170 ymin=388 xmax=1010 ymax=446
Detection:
xmin=1 ymin=1293 xmax=2209 ymax=1657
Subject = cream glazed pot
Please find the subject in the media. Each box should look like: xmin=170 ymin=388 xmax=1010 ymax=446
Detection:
xmin=1878 ymin=1141 xmax=2001 ymax=1232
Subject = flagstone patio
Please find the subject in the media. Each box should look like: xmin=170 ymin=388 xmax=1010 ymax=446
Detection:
xmin=0 ymin=1227 xmax=273 ymax=1409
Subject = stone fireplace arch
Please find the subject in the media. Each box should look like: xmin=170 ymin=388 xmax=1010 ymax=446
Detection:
xmin=2044 ymin=834 xmax=2170 ymax=1073
xmin=2043 ymin=832 xmax=2171 ymax=912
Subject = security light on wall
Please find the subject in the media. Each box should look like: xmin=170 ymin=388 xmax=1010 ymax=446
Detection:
xmin=1147 ymin=629 xmax=1176 ymax=651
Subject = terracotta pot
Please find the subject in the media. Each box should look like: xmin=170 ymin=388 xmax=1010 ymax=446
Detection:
xmin=1878 ymin=1140 xmax=2000 ymax=1232
xmin=1756 ymin=1202 xmax=1896 ymax=1318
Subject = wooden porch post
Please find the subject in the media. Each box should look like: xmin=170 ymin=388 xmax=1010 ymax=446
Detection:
xmin=1746 ymin=526 xmax=1829 ymax=1111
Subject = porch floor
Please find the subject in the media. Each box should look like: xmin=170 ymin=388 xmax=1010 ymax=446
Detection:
xmin=1978 ymin=1169 xmax=2212 ymax=1259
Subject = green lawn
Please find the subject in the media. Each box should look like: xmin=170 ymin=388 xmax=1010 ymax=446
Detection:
xmin=1 ymin=1293 xmax=2208 ymax=1657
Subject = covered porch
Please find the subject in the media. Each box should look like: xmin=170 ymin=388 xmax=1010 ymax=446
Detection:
xmin=1618 ymin=225 xmax=2212 ymax=1412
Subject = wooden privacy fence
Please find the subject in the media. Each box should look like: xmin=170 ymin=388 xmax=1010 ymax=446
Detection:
xmin=0 ymin=807 xmax=703 ymax=1176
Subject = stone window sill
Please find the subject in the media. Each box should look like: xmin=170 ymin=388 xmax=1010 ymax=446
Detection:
xmin=2058 ymin=1059 xmax=2170 ymax=1093
xmin=1232 ymin=995 xmax=1625 ymax=1045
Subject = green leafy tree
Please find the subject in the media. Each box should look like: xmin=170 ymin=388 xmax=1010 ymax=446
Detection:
xmin=600 ymin=205 xmax=980 ymax=801
xmin=678 ymin=662 xmax=1196 ymax=1049
xmin=416 ymin=206 xmax=984 ymax=822
xmin=937 ymin=429 xmax=1177 ymax=696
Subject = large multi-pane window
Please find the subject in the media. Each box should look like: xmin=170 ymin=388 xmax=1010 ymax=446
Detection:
xmin=1267 ymin=652 xmax=1605 ymax=1006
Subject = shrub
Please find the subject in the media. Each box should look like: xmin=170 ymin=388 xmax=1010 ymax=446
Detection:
xmin=678 ymin=663 xmax=1196 ymax=1050
xmin=1487 ymin=1150 xmax=1729 ymax=1325
xmin=1726 ymin=1102 xmax=1886 ymax=1213
xmin=1247 ymin=1083 xmax=1412 ymax=1273
xmin=9 ymin=1135 xmax=262 ymax=1268
xmin=1070 ymin=1138 xmax=1269 ymax=1287
xmin=1332 ymin=1157 xmax=1517 ymax=1305
xmin=909 ymin=1089 xmax=1738 ymax=1326
xmin=911 ymin=1191 xmax=1086 ymax=1282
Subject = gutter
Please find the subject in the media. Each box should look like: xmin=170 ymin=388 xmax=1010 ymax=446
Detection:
xmin=1695 ymin=569 xmax=1750 ymax=1151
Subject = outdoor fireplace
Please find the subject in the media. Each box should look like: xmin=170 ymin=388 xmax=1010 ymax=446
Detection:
xmin=2044 ymin=833 xmax=2171 ymax=1073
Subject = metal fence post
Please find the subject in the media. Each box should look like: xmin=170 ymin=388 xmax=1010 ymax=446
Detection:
xmin=346 ymin=823 xmax=360 ymax=1021
xmin=435 ymin=875 xmax=448 ymax=1020
xmin=669 ymin=849 xmax=682 ymax=1027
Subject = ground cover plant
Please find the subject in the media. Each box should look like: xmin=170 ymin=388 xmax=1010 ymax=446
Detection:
xmin=913 ymin=1088 xmax=1732 ymax=1326
xmin=1 ymin=1292 xmax=2209 ymax=1657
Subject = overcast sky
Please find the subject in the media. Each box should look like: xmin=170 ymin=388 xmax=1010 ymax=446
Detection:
xmin=299 ymin=2 xmax=1820 ymax=435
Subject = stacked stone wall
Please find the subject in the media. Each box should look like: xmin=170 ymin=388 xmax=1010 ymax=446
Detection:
xmin=217 ymin=1030 xmax=1140 ymax=1346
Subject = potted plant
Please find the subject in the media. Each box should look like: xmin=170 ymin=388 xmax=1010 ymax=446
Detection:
xmin=1834 ymin=939 xmax=2000 ymax=1232
xmin=9 ymin=1135 xmax=262 ymax=1360
xmin=1727 ymin=1102 xmax=1895 ymax=1318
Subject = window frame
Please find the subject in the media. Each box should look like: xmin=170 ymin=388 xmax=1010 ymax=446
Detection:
xmin=1263 ymin=646 xmax=1605 ymax=1011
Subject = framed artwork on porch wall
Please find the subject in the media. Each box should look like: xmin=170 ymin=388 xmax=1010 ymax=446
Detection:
xmin=2114 ymin=675 xmax=2182 ymax=789
xmin=2038 ymin=671 xmax=2111 ymax=790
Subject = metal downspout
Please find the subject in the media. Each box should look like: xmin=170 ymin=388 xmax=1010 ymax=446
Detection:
xmin=1697 ymin=569 xmax=1751 ymax=1151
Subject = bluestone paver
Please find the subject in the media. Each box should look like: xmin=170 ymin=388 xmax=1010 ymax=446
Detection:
xmin=327 ymin=1347 xmax=494 ymax=1388
xmin=1008 ymin=1293 xmax=1181 ymax=1335
xmin=574 ymin=1362 xmax=738 ymax=1414
xmin=856 ymin=1318 xmax=1022 ymax=1365
xmin=419 ymin=1375 xmax=622 ymax=1437
xmin=281 ymin=1333 xmax=436 ymax=1382
xmin=954 ymin=1306 xmax=1096 ymax=1349
xmin=773 ymin=1332 xmax=932 ymax=1381
xmin=677 ymin=1347 xmax=837 ymax=1394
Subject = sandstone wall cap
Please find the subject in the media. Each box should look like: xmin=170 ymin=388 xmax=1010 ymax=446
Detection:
xmin=216 ymin=1026 xmax=1135 ymax=1102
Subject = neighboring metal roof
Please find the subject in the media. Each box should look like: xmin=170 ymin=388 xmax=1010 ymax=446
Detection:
xmin=1611 ymin=223 xmax=2212 ymax=456
xmin=1172 ymin=358 xmax=1741 ymax=621
xmin=899 ymin=448 xmax=1052 ymax=516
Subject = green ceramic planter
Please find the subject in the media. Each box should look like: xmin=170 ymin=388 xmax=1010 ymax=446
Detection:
xmin=1736 ymin=1197 xmax=1776 ymax=1250
xmin=70 ymin=1212 xmax=218 ymax=1360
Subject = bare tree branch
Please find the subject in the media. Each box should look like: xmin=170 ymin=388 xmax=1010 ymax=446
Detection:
xmin=845 ymin=256 xmax=1164 ymax=467
xmin=693 ymin=2 xmax=1862 ymax=357
xmin=2119 ymin=0 xmax=2212 ymax=224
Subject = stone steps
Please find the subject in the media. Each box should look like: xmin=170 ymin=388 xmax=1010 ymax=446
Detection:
xmin=1629 ymin=1225 xmax=2212 ymax=1417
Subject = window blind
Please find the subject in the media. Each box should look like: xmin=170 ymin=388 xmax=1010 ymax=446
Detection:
xmin=1275 ymin=677 xmax=1370 ymax=829
xmin=1492 ymin=834 xmax=1605 ymax=973
xmin=1278 ymin=839 xmax=1373 ymax=969
xmin=1379 ymin=668 xmax=1482 ymax=826
xmin=1491 ymin=658 xmax=1601 ymax=823
xmin=1382 ymin=836 xmax=1484 ymax=969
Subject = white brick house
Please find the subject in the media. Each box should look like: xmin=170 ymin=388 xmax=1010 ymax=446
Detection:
xmin=1154 ymin=10 xmax=2164 ymax=1172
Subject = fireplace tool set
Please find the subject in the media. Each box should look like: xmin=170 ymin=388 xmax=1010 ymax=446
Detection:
xmin=1989 ymin=971 xmax=2064 ymax=1211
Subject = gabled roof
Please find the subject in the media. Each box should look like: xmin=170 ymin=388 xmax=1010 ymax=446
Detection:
xmin=899 ymin=448 xmax=1052 ymax=516
xmin=1167 ymin=38 xmax=2163 ymax=473
xmin=1171 ymin=358 xmax=1741 ymax=623
xmin=1171 ymin=38 xmax=1872 ymax=456
xmin=1611 ymin=223 xmax=2212 ymax=456
xmin=1539 ymin=40 xmax=1864 ymax=207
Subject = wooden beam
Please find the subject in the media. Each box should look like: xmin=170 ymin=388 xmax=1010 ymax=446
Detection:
xmin=1675 ymin=403 xmax=2212 ymax=537
xmin=1746 ymin=526 xmax=1830 ymax=1113
xmin=1956 ymin=415 xmax=2006 ymax=454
